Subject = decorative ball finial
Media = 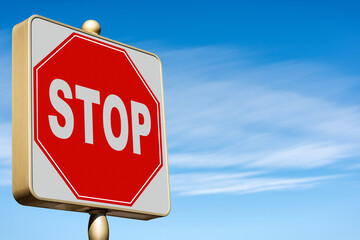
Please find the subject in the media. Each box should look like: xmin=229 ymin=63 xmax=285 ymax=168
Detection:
xmin=82 ymin=20 xmax=101 ymax=35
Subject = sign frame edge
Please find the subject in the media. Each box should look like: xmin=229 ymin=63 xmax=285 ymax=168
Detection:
xmin=12 ymin=15 xmax=170 ymax=220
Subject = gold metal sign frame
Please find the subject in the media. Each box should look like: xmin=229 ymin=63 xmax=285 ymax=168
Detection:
xmin=12 ymin=15 xmax=170 ymax=220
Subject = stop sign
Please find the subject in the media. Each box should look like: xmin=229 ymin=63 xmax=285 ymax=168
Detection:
xmin=12 ymin=15 xmax=170 ymax=219
xmin=34 ymin=32 xmax=163 ymax=206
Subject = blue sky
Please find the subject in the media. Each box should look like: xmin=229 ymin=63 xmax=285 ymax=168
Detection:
xmin=1 ymin=0 xmax=360 ymax=239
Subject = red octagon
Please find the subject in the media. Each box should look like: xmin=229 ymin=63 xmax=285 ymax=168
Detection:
xmin=33 ymin=33 xmax=163 ymax=206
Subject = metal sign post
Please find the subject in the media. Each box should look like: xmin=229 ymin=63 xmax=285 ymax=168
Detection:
xmin=88 ymin=210 xmax=109 ymax=240
xmin=81 ymin=20 xmax=109 ymax=240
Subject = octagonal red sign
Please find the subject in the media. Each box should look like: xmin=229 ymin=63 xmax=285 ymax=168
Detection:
xmin=33 ymin=33 xmax=163 ymax=206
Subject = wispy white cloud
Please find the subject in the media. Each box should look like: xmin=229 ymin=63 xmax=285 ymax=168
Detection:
xmin=0 ymin=168 xmax=11 ymax=186
xmin=171 ymin=172 xmax=340 ymax=196
xmin=345 ymin=163 xmax=360 ymax=170
xmin=170 ymin=142 xmax=352 ymax=170
xmin=162 ymin=46 xmax=360 ymax=171
xmin=0 ymin=121 xmax=12 ymax=186
xmin=155 ymin=44 xmax=360 ymax=196
xmin=0 ymin=33 xmax=11 ymax=114
xmin=0 ymin=30 xmax=12 ymax=186
xmin=248 ymin=143 xmax=352 ymax=169
xmin=0 ymin=122 xmax=11 ymax=166
xmin=170 ymin=153 xmax=248 ymax=169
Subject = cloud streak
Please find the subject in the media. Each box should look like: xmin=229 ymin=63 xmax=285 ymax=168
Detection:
xmin=0 ymin=30 xmax=12 ymax=111
xmin=0 ymin=122 xmax=11 ymax=165
xmin=155 ymin=45 xmax=360 ymax=195
xmin=162 ymin=46 xmax=360 ymax=171
xmin=0 ymin=169 xmax=11 ymax=186
xmin=171 ymin=171 xmax=340 ymax=196
xmin=0 ymin=122 xmax=11 ymax=186
xmin=0 ymin=32 xmax=12 ymax=186
xmin=169 ymin=142 xmax=352 ymax=170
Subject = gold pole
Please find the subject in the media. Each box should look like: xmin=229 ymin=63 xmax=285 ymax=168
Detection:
xmin=82 ymin=20 xmax=108 ymax=239
xmin=88 ymin=210 xmax=109 ymax=240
